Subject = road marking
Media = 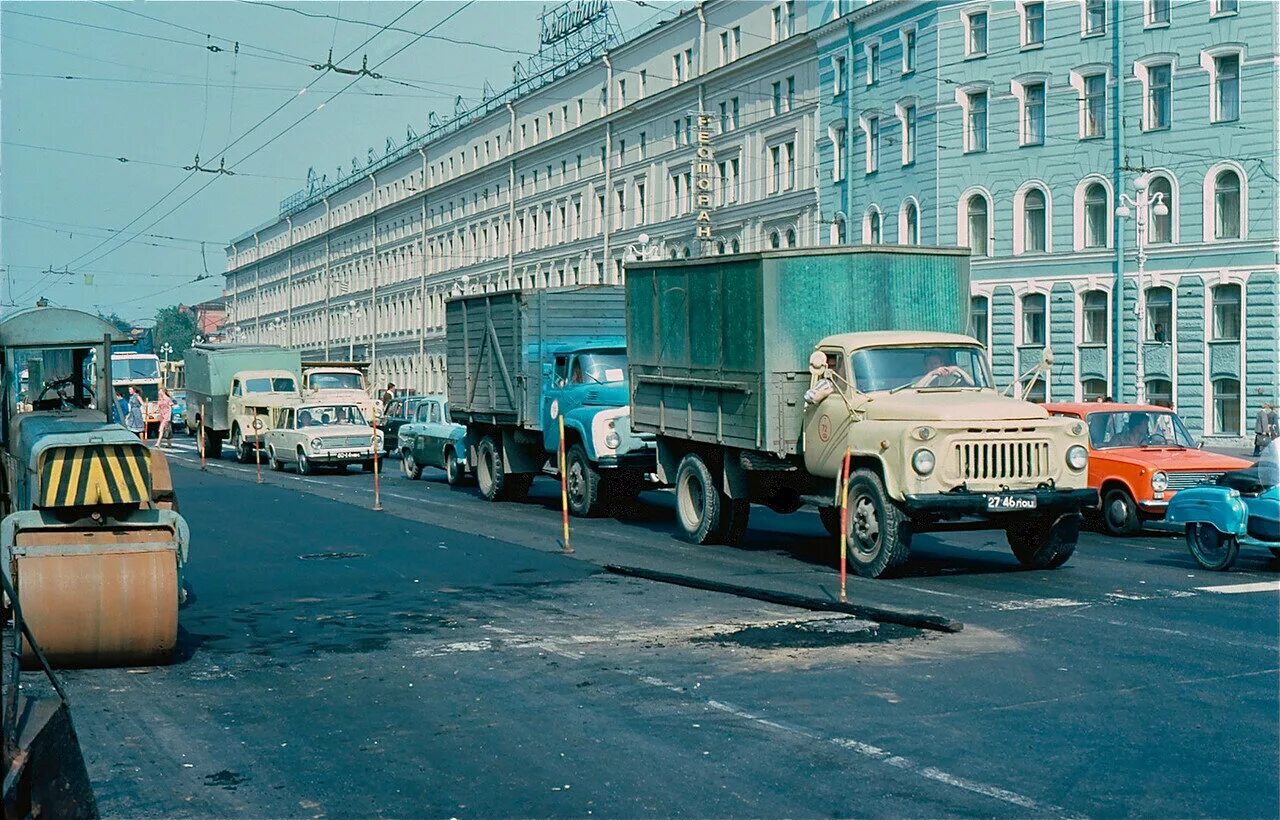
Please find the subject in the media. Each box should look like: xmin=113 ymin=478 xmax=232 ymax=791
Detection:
xmin=1196 ymin=580 xmax=1280 ymax=594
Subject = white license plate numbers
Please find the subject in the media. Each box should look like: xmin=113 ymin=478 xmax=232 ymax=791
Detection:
xmin=333 ymin=450 xmax=362 ymax=459
xmin=985 ymin=494 xmax=1038 ymax=511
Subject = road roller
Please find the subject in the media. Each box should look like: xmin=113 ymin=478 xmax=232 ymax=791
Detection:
xmin=0 ymin=306 xmax=190 ymax=668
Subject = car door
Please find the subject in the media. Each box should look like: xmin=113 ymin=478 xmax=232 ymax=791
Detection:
xmin=266 ymin=408 xmax=293 ymax=460
xmin=421 ymin=399 xmax=448 ymax=467
xmin=408 ymin=401 xmax=434 ymax=466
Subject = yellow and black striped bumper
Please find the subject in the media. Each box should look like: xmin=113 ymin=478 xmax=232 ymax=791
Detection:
xmin=38 ymin=445 xmax=152 ymax=507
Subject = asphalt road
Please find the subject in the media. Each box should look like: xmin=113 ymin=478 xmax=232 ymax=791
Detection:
xmin=48 ymin=439 xmax=1280 ymax=818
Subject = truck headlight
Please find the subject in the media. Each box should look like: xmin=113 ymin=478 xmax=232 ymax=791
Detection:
xmin=1151 ymin=471 xmax=1168 ymax=492
xmin=911 ymin=448 xmax=935 ymax=476
xmin=310 ymin=438 xmax=323 ymax=449
xmin=1066 ymin=445 xmax=1088 ymax=471
xmin=605 ymin=432 xmax=621 ymax=449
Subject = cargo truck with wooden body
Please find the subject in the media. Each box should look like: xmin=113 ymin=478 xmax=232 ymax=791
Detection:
xmin=446 ymin=286 xmax=654 ymax=516
xmin=625 ymin=248 xmax=1097 ymax=577
xmin=183 ymin=344 xmax=302 ymax=461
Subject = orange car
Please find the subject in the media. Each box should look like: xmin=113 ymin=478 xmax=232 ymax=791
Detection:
xmin=1044 ymin=402 xmax=1254 ymax=536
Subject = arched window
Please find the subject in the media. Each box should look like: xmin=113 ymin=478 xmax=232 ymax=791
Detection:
xmin=716 ymin=241 xmax=726 ymax=255
xmin=1022 ymin=292 xmax=1046 ymax=345
xmin=1212 ymin=378 xmax=1241 ymax=434
xmin=1214 ymin=170 xmax=1241 ymax=239
xmin=1146 ymin=379 xmax=1173 ymax=408
xmin=902 ymin=200 xmax=919 ymax=245
xmin=1083 ymin=183 xmax=1108 ymax=248
xmin=769 ymin=231 xmax=781 ymax=249
xmin=969 ymin=295 xmax=989 ymax=347
xmin=1211 ymin=283 xmax=1241 ymax=340
xmin=1146 ymin=286 xmax=1172 ymax=341
xmin=1082 ymin=290 xmax=1108 ymax=344
xmin=786 ymin=228 xmax=797 ymax=248
xmin=1022 ymin=188 xmax=1047 ymax=253
xmin=731 ymin=238 xmax=741 ymax=253
xmin=966 ymin=194 xmax=989 ymax=255
xmin=1081 ymin=378 xmax=1108 ymax=402
xmin=865 ymin=208 xmax=882 ymax=243
xmin=830 ymin=217 xmax=847 ymax=245
xmin=1148 ymin=175 xmax=1174 ymax=244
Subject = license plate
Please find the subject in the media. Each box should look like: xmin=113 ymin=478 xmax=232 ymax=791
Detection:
xmin=985 ymin=494 xmax=1038 ymax=511
xmin=333 ymin=450 xmax=361 ymax=459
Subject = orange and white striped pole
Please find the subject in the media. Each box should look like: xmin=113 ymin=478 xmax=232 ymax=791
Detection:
xmin=199 ymin=404 xmax=207 ymax=471
xmin=253 ymin=417 xmax=264 ymax=484
xmin=838 ymin=448 xmax=852 ymax=602
xmin=558 ymin=413 xmax=572 ymax=554
xmin=371 ymin=404 xmax=383 ymax=512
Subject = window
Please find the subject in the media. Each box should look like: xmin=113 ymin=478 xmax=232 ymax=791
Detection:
xmin=1084 ymin=183 xmax=1108 ymax=248
xmin=786 ymin=76 xmax=795 ymax=111
xmin=970 ymin=296 xmax=989 ymax=347
xmin=865 ymin=116 xmax=879 ymax=173
xmin=1146 ymin=379 xmax=1173 ymax=408
xmin=1083 ymin=74 xmax=1106 ymax=137
xmin=902 ymin=104 xmax=916 ymax=165
xmin=1082 ymin=290 xmax=1108 ymax=344
xmin=1082 ymin=378 xmax=1108 ymax=402
xmin=1147 ymin=64 xmax=1172 ymax=130
xmin=1146 ymin=286 xmax=1172 ymax=341
xmin=866 ymin=209 xmax=882 ymax=244
xmin=867 ymin=43 xmax=880 ymax=85
xmin=732 ymin=27 xmax=741 ymax=58
xmin=1023 ymin=1 xmax=1044 ymax=46
xmin=771 ymin=5 xmax=782 ymax=42
xmin=1022 ymin=188 xmax=1048 ymax=253
xmin=1022 ymin=82 xmax=1045 ymax=145
xmin=770 ymin=230 xmax=781 ymax=249
xmin=966 ymin=195 xmax=989 ymax=256
xmin=784 ymin=141 xmax=796 ymax=190
xmin=1084 ymin=0 xmax=1106 ymax=35
xmin=639 ymin=70 xmax=647 ymax=97
xmin=965 ymin=91 xmax=988 ymax=152
xmin=1213 ymin=53 xmax=1240 ymax=122
xmin=834 ymin=55 xmax=846 ymax=96
xmin=1214 ymin=170 xmax=1242 ymax=239
xmin=831 ymin=217 xmax=847 ymax=245
xmin=1148 ymin=175 xmax=1173 ymax=243
xmin=636 ymin=183 xmax=646 ymax=224
xmin=720 ymin=31 xmax=731 ymax=66
xmin=786 ymin=228 xmax=797 ymax=248
xmin=832 ymin=131 xmax=845 ymax=181
xmin=1212 ymin=378 xmax=1241 ymax=434
xmin=1213 ymin=0 xmax=1238 ymax=13
xmin=966 ymin=12 xmax=988 ymax=56
xmin=769 ymin=145 xmax=782 ymax=194
xmin=1147 ymin=0 xmax=1170 ymax=25
xmin=902 ymin=29 xmax=916 ymax=73
xmin=1212 ymin=284 xmax=1241 ymax=340
xmin=1022 ymin=293 xmax=1046 ymax=345
xmin=902 ymin=200 xmax=919 ymax=245
xmin=772 ymin=81 xmax=783 ymax=116
xmin=639 ymin=131 xmax=646 ymax=160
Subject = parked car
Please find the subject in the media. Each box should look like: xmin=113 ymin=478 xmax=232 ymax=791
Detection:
xmin=170 ymin=389 xmax=188 ymax=435
xmin=397 ymin=394 xmax=468 ymax=484
xmin=1166 ymin=441 xmax=1279 ymax=570
xmin=1045 ymin=402 xmax=1253 ymax=536
xmin=377 ymin=395 xmax=428 ymax=454
xmin=263 ymin=402 xmax=381 ymax=474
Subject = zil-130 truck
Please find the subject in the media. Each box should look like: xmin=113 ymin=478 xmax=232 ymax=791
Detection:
xmin=446 ymin=286 xmax=654 ymax=516
xmin=625 ymin=247 xmax=1097 ymax=577
xmin=184 ymin=343 xmax=303 ymax=461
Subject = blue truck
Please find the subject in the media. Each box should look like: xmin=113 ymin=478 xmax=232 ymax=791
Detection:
xmin=445 ymin=286 xmax=653 ymax=516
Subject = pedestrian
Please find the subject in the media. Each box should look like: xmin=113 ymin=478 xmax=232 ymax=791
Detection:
xmin=1254 ymin=402 xmax=1278 ymax=457
xmin=1153 ymin=323 xmax=1168 ymax=343
xmin=125 ymin=386 xmax=146 ymax=438
xmin=381 ymin=382 xmax=395 ymax=408
xmin=155 ymin=387 xmax=174 ymax=448
xmin=112 ymin=390 xmax=127 ymax=425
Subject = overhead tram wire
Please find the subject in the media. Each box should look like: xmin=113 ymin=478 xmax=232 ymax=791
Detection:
xmin=0 ymin=140 xmax=305 ymax=181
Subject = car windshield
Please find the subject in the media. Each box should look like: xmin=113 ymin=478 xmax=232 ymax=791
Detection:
xmin=850 ymin=346 xmax=992 ymax=393
xmin=245 ymin=377 xmax=296 ymax=393
xmin=112 ymin=357 xmax=160 ymax=381
xmin=571 ymin=351 xmax=627 ymax=385
xmin=309 ymin=372 xmax=364 ymax=390
xmin=1086 ymin=411 xmax=1196 ymax=449
xmin=296 ymin=404 xmax=367 ymax=428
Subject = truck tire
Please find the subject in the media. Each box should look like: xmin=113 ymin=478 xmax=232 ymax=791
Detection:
xmin=1007 ymin=513 xmax=1079 ymax=569
xmin=818 ymin=506 xmax=842 ymax=538
xmin=675 ymin=453 xmax=723 ymax=545
xmin=1186 ymin=522 xmax=1239 ymax=571
xmin=231 ymin=426 xmax=251 ymax=464
xmin=476 ymin=434 xmax=531 ymax=501
xmin=846 ymin=469 xmax=912 ymax=578
xmin=565 ymin=444 xmax=600 ymax=517
xmin=203 ymin=428 xmax=223 ymax=459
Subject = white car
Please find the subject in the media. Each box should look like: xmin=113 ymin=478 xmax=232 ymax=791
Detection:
xmin=263 ymin=403 xmax=381 ymax=474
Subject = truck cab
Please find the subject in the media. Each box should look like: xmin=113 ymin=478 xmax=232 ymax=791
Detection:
xmin=541 ymin=345 xmax=650 ymax=470
xmin=301 ymin=363 xmax=375 ymax=419
xmin=227 ymin=369 xmax=301 ymax=462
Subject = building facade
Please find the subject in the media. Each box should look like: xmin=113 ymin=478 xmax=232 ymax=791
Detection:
xmin=813 ymin=0 xmax=1279 ymax=444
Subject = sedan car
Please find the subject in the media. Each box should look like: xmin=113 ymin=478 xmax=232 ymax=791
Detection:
xmin=263 ymin=403 xmax=382 ymax=474
xmin=377 ymin=395 xmax=429 ymax=454
xmin=170 ymin=389 xmax=188 ymax=435
xmin=397 ymin=394 xmax=467 ymax=484
xmin=1046 ymin=402 xmax=1254 ymax=535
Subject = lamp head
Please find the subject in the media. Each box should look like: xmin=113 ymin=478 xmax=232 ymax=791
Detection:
xmin=1153 ymin=201 xmax=1169 ymax=217
xmin=1115 ymin=203 xmax=1132 ymax=219
xmin=637 ymin=232 xmax=650 ymax=245
xmin=1134 ymin=175 xmax=1149 ymax=193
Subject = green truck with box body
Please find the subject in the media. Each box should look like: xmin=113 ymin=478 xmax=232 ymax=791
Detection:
xmin=184 ymin=344 xmax=303 ymax=461
xmin=625 ymin=247 xmax=1097 ymax=577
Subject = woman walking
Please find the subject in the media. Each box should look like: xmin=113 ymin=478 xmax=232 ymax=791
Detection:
xmin=125 ymin=386 xmax=146 ymax=439
xmin=155 ymin=387 xmax=174 ymax=448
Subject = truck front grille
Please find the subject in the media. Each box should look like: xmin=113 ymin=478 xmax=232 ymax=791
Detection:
xmin=1165 ymin=471 xmax=1223 ymax=491
xmin=953 ymin=440 xmax=1051 ymax=482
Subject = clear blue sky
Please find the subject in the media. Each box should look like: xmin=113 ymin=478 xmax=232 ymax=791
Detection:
xmin=1 ymin=0 xmax=685 ymax=326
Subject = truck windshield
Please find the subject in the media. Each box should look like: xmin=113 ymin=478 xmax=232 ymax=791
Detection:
xmin=572 ymin=352 xmax=627 ymax=385
xmin=851 ymin=346 xmax=992 ymax=393
xmin=297 ymin=404 xmax=367 ymax=427
xmin=245 ymin=377 xmax=296 ymax=393
xmin=309 ymin=372 xmax=363 ymax=390
xmin=1086 ymin=411 xmax=1196 ymax=449
xmin=111 ymin=358 xmax=160 ymax=381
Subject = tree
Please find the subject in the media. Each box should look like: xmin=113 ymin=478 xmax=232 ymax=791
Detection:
xmin=152 ymin=305 xmax=198 ymax=358
xmin=98 ymin=312 xmax=133 ymax=335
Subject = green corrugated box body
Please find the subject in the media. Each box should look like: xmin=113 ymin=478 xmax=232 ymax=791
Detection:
xmin=626 ymin=247 xmax=971 ymax=456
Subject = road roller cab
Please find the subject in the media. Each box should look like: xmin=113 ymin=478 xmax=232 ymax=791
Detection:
xmin=0 ymin=306 xmax=190 ymax=668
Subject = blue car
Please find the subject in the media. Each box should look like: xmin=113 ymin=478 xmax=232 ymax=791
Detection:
xmin=1165 ymin=443 xmax=1280 ymax=570
xmin=396 ymin=394 xmax=468 ymax=485
xmin=171 ymin=390 xmax=188 ymax=434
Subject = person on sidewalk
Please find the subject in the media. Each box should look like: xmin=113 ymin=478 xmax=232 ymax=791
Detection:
xmin=1255 ymin=402 xmax=1278 ymax=457
xmin=125 ymin=386 xmax=146 ymax=439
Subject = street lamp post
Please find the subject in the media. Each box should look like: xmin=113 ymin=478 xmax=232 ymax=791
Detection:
xmin=159 ymin=342 xmax=173 ymax=363
xmin=347 ymin=300 xmax=358 ymax=361
xmin=1115 ymin=175 xmax=1169 ymax=405
xmin=624 ymin=233 xmax=666 ymax=263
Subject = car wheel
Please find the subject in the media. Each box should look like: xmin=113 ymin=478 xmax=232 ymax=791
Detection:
xmin=444 ymin=447 xmax=465 ymax=487
xmin=1186 ymin=522 xmax=1239 ymax=571
xmin=845 ymin=469 xmax=911 ymax=578
xmin=268 ymin=447 xmax=283 ymax=472
xmin=296 ymin=449 xmax=312 ymax=475
xmin=401 ymin=450 xmax=422 ymax=480
xmin=1102 ymin=487 xmax=1141 ymax=537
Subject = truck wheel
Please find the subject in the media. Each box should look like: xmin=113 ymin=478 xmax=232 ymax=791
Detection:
xmin=1102 ymin=487 xmax=1141 ymax=536
xmin=203 ymin=429 xmax=223 ymax=459
xmin=846 ymin=469 xmax=911 ymax=578
xmin=566 ymin=444 xmax=601 ymax=517
xmin=675 ymin=453 xmax=723 ymax=545
xmin=818 ymin=506 xmax=842 ymax=538
xmin=476 ymin=434 xmax=530 ymax=501
xmin=1007 ymin=513 xmax=1079 ymax=569
xmin=1186 ymin=522 xmax=1239 ymax=571
xmin=231 ymin=427 xmax=251 ymax=463
xmin=401 ymin=450 xmax=422 ymax=480
xmin=444 ymin=447 xmax=466 ymax=487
